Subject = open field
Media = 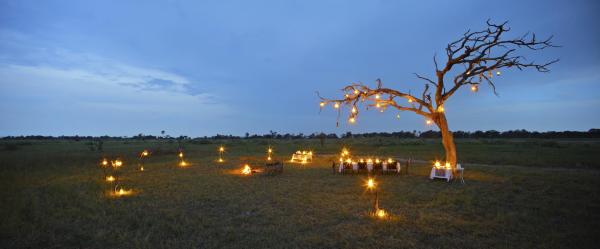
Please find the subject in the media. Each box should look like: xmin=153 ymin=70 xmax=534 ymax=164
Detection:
xmin=1 ymin=138 xmax=599 ymax=248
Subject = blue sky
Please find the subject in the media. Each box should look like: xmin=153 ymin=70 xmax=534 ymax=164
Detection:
xmin=1 ymin=0 xmax=599 ymax=137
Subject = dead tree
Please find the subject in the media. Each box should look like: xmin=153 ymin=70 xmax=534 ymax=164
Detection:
xmin=318 ymin=20 xmax=558 ymax=169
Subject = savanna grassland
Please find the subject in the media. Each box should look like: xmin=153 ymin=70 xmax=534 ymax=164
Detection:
xmin=1 ymin=138 xmax=599 ymax=248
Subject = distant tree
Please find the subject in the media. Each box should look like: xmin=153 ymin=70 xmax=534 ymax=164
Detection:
xmin=318 ymin=20 xmax=558 ymax=169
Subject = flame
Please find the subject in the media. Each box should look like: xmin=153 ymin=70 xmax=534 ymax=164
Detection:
xmin=445 ymin=162 xmax=452 ymax=169
xmin=179 ymin=161 xmax=188 ymax=167
xmin=142 ymin=150 xmax=149 ymax=157
xmin=106 ymin=176 xmax=115 ymax=182
xmin=434 ymin=161 xmax=441 ymax=168
xmin=375 ymin=209 xmax=387 ymax=218
xmin=241 ymin=164 xmax=252 ymax=175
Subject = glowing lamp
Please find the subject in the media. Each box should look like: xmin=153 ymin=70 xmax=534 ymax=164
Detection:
xmin=241 ymin=164 xmax=252 ymax=175
xmin=268 ymin=148 xmax=273 ymax=153
xmin=114 ymin=188 xmax=132 ymax=197
xmin=142 ymin=150 xmax=149 ymax=157
xmin=349 ymin=117 xmax=356 ymax=123
xmin=113 ymin=160 xmax=123 ymax=168
xmin=426 ymin=120 xmax=433 ymax=125
xmin=375 ymin=158 xmax=380 ymax=163
xmin=434 ymin=161 xmax=441 ymax=168
xmin=351 ymin=107 xmax=357 ymax=113
xmin=179 ymin=161 xmax=188 ymax=167
xmin=376 ymin=103 xmax=381 ymax=108
xmin=375 ymin=94 xmax=380 ymax=99
xmin=106 ymin=176 xmax=115 ymax=182
xmin=437 ymin=105 xmax=445 ymax=112
xmin=319 ymin=102 xmax=325 ymax=107
xmin=367 ymin=158 xmax=373 ymax=163
xmin=346 ymin=158 xmax=352 ymax=163
xmin=359 ymin=158 xmax=364 ymax=163
xmin=140 ymin=166 xmax=144 ymax=171
xmin=496 ymin=71 xmax=501 ymax=76
xmin=408 ymin=98 xmax=413 ymax=103
xmin=334 ymin=102 xmax=340 ymax=109
xmin=387 ymin=158 xmax=393 ymax=163
xmin=101 ymin=159 xmax=108 ymax=166
xmin=471 ymin=85 xmax=478 ymax=92
xmin=366 ymin=178 xmax=376 ymax=190
xmin=219 ymin=146 xmax=225 ymax=152
xmin=445 ymin=162 xmax=451 ymax=169
xmin=218 ymin=158 xmax=224 ymax=163
xmin=267 ymin=156 xmax=272 ymax=161
xmin=178 ymin=152 xmax=184 ymax=158
xmin=353 ymin=89 xmax=359 ymax=94
xmin=339 ymin=158 xmax=343 ymax=162
xmin=375 ymin=209 xmax=387 ymax=219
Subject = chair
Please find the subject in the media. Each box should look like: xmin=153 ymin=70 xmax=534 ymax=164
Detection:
xmin=456 ymin=163 xmax=465 ymax=184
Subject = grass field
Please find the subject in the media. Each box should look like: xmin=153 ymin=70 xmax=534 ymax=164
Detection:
xmin=1 ymin=138 xmax=599 ymax=248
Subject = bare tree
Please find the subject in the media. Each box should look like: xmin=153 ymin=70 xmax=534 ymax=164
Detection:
xmin=318 ymin=20 xmax=558 ymax=169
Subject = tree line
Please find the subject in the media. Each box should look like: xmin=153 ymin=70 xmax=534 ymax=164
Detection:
xmin=2 ymin=129 xmax=600 ymax=140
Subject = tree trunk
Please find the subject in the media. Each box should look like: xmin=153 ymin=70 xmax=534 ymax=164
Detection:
xmin=434 ymin=113 xmax=457 ymax=169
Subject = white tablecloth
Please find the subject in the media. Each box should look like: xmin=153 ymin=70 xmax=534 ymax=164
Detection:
xmin=430 ymin=167 xmax=453 ymax=181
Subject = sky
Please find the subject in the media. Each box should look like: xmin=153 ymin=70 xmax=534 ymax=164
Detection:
xmin=0 ymin=0 xmax=599 ymax=137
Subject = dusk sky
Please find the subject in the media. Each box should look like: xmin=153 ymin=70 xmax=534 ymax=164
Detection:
xmin=1 ymin=0 xmax=599 ymax=137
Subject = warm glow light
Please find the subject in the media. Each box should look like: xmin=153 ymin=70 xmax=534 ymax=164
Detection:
xmin=142 ymin=150 xmax=149 ymax=157
xmin=353 ymin=89 xmax=359 ymax=94
xmin=349 ymin=117 xmax=356 ymax=123
xmin=101 ymin=159 xmax=108 ymax=166
xmin=346 ymin=158 xmax=352 ymax=163
xmin=408 ymin=98 xmax=413 ymax=103
xmin=366 ymin=178 xmax=376 ymax=190
xmin=268 ymin=148 xmax=273 ymax=153
xmin=396 ymin=114 xmax=400 ymax=119
xmin=339 ymin=157 xmax=343 ymax=162
xmin=140 ymin=166 xmax=144 ymax=171
xmin=445 ymin=162 xmax=451 ymax=169
xmin=375 ymin=94 xmax=380 ymax=99
xmin=387 ymin=158 xmax=393 ymax=163
xmin=434 ymin=161 xmax=441 ymax=168
xmin=334 ymin=102 xmax=340 ymax=109
xmin=178 ymin=152 xmax=184 ymax=158
xmin=267 ymin=156 xmax=272 ymax=161
xmin=351 ymin=107 xmax=357 ymax=113
xmin=218 ymin=158 xmax=224 ymax=163
xmin=359 ymin=158 xmax=364 ymax=163
xmin=426 ymin=120 xmax=433 ymax=125
xmin=241 ymin=164 xmax=252 ymax=175
xmin=114 ymin=188 xmax=132 ymax=197
xmin=375 ymin=158 xmax=380 ymax=163
xmin=219 ymin=146 xmax=225 ymax=152
xmin=113 ymin=160 xmax=123 ymax=167
xmin=367 ymin=158 xmax=373 ymax=163
xmin=376 ymin=103 xmax=381 ymax=108
xmin=179 ymin=161 xmax=188 ymax=167
xmin=496 ymin=71 xmax=501 ymax=76
xmin=106 ymin=176 xmax=115 ymax=182
xmin=376 ymin=209 xmax=387 ymax=218
xmin=437 ymin=105 xmax=445 ymax=112
xmin=471 ymin=85 xmax=478 ymax=92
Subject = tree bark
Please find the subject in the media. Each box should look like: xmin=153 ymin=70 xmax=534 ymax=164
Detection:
xmin=434 ymin=112 xmax=457 ymax=169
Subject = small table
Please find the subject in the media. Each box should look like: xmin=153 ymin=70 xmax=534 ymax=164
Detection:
xmin=430 ymin=167 xmax=453 ymax=182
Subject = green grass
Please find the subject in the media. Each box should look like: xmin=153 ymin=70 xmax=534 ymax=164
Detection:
xmin=1 ymin=138 xmax=599 ymax=248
